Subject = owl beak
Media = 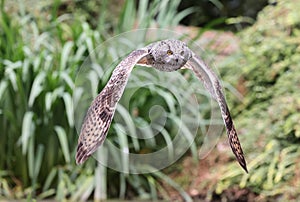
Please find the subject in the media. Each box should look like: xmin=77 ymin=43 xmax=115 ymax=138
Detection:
xmin=181 ymin=62 xmax=193 ymax=70
xmin=137 ymin=56 xmax=152 ymax=67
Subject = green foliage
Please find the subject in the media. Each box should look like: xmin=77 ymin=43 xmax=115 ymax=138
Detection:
xmin=0 ymin=2 xmax=87 ymax=198
xmin=0 ymin=0 xmax=198 ymax=201
xmin=217 ymin=1 xmax=300 ymax=200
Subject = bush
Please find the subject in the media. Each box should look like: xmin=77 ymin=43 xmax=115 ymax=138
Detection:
xmin=216 ymin=1 xmax=300 ymax=200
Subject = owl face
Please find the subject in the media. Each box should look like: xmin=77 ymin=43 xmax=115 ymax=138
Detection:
xmin=146 ymin=39 xmax=192 ymax=72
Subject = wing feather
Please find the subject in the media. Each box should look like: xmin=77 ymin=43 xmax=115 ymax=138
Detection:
xmin=186 ymin=53 xmax=248 ymax=172
xmin=76 ymin=49 xmax=149 ymax=165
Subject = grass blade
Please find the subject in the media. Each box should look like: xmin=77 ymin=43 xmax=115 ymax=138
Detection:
xmin=0 ymin=80 xmax=8 ymax=103
xmin=94 ymin=146 xmax=108 ymax=200
xmin=60 ymin=41 xmax=74 ymax=70
xmin=54 ymin=126 xmax=70 ymax=163
xmin=114 ymin=124 xmax=129 ymax=174
xmin=62 ymin=92 xmax=74 ymax=127
xmin=116 ymin=104 xmax=139 ymax=151
xmin=28 ymin=72 xmax=46 ymax=107
xmin=43 ymin=168 xmax=57 ymax=192
xmin=34 ymin=144 xmax=45 ymax=179
xmin=21 ymin=111 xmax=35 ymax=155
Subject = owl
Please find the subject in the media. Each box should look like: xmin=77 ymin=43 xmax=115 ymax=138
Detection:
xmin=75 ymin=39 xmax=248 ymax=173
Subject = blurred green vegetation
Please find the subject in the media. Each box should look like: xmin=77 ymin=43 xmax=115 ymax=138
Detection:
xmin=178 ymin=0 xmax=268 ymax=30
xmin=216 ymin=1 xmax=300 ymax=201
xmin=1 ymin=0 xmax=300 ymax=201
xmin=0 ymin=0 xmax=199 ymax=201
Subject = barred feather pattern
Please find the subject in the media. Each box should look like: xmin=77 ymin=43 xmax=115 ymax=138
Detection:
xmin=214 ymin=80 xmax=248 ymax=172
xmin=187 ymin=54 xmax=248 ymax=173
xmin=76 ymin=49 xmax=148 ymax=165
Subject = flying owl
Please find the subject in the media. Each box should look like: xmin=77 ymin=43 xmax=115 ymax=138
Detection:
xmin=75 ymin=39 xmax=248 ymax=173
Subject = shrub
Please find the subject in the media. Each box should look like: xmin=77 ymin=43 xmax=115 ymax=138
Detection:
xmin=217 ymin=1 xmax=300 ymax=200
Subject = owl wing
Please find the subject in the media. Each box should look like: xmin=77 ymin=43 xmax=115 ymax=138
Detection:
xmin=185 ymin=53 xmax=248 ymax=173
xmin=76 ymin=48 xmax=149 ymax=165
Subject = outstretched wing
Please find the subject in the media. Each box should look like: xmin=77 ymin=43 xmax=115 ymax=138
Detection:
xmin=76 ymin=49 xmax=149 ymax=165
xmin=185 ymin=53 xmax=248 ymax=173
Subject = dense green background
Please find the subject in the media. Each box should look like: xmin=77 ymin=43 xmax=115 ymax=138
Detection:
xmin=1 ymin=0 xmax=299 ymax=201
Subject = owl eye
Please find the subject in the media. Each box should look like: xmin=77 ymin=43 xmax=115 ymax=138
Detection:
xmin=167 ymin=50 xmax=173 ymax=55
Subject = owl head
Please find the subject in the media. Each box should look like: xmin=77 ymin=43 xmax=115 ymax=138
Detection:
xmin=145 ymin=39 xmax=192 ymax=72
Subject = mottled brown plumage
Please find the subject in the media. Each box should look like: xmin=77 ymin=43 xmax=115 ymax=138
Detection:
xmin=76 ymin=49 xmax=149 ymax=164
xmin=76 ymin=39 xmax=248 ymax=173
xmin=185 ymin=54 xmax=248 ymax=172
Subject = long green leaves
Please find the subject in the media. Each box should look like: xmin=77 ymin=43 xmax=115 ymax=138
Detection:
xmin=0 ymin=0 xmax=204 ymax=200
xmin=54 ymin=126 xmax=71 ymax=163
xmin=21 ymin=111 xmax=35 ymax=155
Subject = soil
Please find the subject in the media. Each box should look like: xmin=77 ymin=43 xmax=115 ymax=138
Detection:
xmin=159 ymin=142 xmax=258 ymax=201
